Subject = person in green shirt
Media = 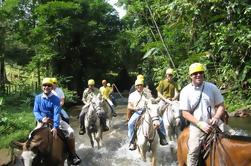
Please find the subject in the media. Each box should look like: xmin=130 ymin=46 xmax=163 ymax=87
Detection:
xmin=156 ymin=68 xmax=179 ymax=115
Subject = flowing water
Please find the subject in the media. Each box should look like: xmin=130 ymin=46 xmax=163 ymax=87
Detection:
xmin=11 ymin=103 xmax=251 ymax=166
xmin=71 ymin=105 xmax=178 ymax=166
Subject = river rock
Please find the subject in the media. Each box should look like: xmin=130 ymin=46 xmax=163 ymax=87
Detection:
xmin=230 ymin=107 xmax=251 ymax=117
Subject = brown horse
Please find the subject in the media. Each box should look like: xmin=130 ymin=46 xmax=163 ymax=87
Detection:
xmin=11 ymin=126 xmax=68 ymax=166
xmin=177 ymin=127 xmax=251 ymax=166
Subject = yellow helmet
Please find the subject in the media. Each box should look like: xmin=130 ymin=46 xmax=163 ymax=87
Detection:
xmin=51 ymin=77 xmax=57 ymax=84
xmin=137 ymin=74 xmax=144 ymax=80
xmin=166 ymin=68 xmax=174 ymax=75
xmin=135 ymin=79 xmax=144 ymax=86
xmin=189 ymin=63 xmax=205 ymax=75
xmin=42 ymin=77 xmax=53 ymax=85
xmin=88 ymin=79 xmax=95 ymax=85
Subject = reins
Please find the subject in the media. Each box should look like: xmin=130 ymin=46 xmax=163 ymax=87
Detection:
xmin=202 ymin=126 xmax=236 ymax=166
xmin=140 ymin=105 xmax=159 ymax=142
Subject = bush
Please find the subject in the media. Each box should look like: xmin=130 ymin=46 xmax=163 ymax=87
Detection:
xmin=0 ymin=95 xmax=34 ymax=148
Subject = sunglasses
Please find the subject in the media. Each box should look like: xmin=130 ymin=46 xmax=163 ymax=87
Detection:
xmin=192 ymin=72 xmax=204 ymax=76
xmin=43 ymin=84 xmax=52 ymax=87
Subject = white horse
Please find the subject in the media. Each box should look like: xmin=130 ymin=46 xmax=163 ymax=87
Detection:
xmin=85 ymin=95 xmax=103 ymax=149
xmin=162 ymin=100 xmax=181 ymax=142
xmin=136 ymin=100 xmax=161 ymax=166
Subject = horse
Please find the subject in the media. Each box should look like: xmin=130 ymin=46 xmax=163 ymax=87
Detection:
xmin=101 ymin=98 xmax=113 ymax=128
xmin=162 ymin=100 xmax=181 ymax=142
xmin=136 ymin=99 xmax=161 ymax=166
xmin=84 ymin=95 xmax=103 ymax=149
xmin=177 ymin=127 xmax=251 ymax=166
xmin=11 ymin=126 xmax=68 ymax=166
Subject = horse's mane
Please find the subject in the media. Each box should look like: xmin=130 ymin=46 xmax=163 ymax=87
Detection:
xmin=224 ymin=134 xmax=251 ymax=142
xmin=28 ymin=126 xmax=50 ymax=141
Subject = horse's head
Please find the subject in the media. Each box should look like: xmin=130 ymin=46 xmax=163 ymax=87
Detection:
xmin=11 ymin=127 xmax=52 ymax=166
xmin=170 ymin=100 xmax=181 ymax=126
xmin=86 ymin=95 xmax=103 ymax=126
xmin=167 ymin=100 xmax=181 ymax=126
xmin=146 ymin=100 xmax=160 ymax=129
xmin=11 ymin=141 xmax=37 ymax=166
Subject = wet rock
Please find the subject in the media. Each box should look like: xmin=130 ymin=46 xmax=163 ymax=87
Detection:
xmin=230 ymin=107 xmax=251 ymax=117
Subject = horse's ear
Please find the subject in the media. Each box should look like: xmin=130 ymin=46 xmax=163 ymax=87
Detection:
xmin=10 ymin=141 xmax=25 ymax=150
xmin=28 ymin=141 xmax=42 ymax=153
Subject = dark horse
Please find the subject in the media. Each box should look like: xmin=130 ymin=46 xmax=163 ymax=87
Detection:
xmin=11 ymin=126 xmax=68 ymax=166
xmin=177 ymin=127 xmax=251 ymax=166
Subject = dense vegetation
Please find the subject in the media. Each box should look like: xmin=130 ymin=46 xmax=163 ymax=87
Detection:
xmin=0 ymin=0 xmax=250 ymax=148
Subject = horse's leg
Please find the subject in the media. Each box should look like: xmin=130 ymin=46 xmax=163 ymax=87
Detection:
xmin=94 ymin=132 xmax=100 ymax=149
xmin=88 ymin=132 xmax=94 ymax=148
xmin=96 ymin=129 xmax=102 ymax=149
xmin=141 ymin=143 xmax=147 ymax=162
xmin=151 ymin=139 xmax=158 ymax=166
xmin=108 ymin=116 xmax=112 ymax=128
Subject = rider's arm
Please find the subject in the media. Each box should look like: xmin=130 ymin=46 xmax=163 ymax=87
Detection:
xmin=182 ymin=110 xmax=211 ymax=133
xmin=127 ymin=102 xmax=136 ymax=111
xmin=53 ymin=98 xmax=61 ymax=129
xmin=33 ymin=95 xmax=43 ymax=122
xmin=82 ymin=90 xmax=88 ymax=105
xmin=210 ymin=102 xmax=225 ymax=125
xmin=157 ymin=91 xmax=171 ymax=103
xmin=60 ymin=98 xmax=65 ymax=107
xmin=182 ymin=110 xmax=199 ymax=125
xmin=172 ymin=88 xmax=179 ymax=101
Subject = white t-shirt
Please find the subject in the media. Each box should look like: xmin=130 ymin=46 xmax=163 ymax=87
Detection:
xmin=52 ymin=87 xmax=65 ymax=99
xmin=128 ymin=90 xmax=149 ymax=109
xmin=179 ymin=81 xmax=223 ymax=122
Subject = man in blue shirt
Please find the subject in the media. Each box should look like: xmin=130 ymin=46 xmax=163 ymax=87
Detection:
xmin=33 ymin=77 xmax=81 ymax=165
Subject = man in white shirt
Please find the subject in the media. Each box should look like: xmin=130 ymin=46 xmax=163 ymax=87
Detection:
xmin=51 ymin=77 xmax=70 ymax=123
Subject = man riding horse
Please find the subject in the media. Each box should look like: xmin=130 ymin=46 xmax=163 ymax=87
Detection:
xmin=127 ymin=79 xmax=168 ymax=150
xmin=33 ymin=77 xmax=81 ymax=165
xmin=99 ymin=79 xmax=117 ymax=117
xmin=156 ymin=68 xmax=179 ymax=115
xmin=179 ymin=63 xmax=236 ymax=166
xmin=79 ymin=79 xmax=109 ymax=135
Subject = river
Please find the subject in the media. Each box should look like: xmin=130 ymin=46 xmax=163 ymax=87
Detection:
xmin=11 ymin=103 xmax=251 ymax=166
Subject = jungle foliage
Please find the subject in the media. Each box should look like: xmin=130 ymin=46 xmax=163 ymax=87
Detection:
xmin=118 ymin=0 xmax=251 ymax=110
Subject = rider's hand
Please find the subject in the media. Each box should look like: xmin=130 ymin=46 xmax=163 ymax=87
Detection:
xmin=42 ymin=117 xmax=50 ymax=123
xmin=165 ymin=99 xmax=171 ymax=104
xmin=51 ymin=128 xmax=58 ymax=139
xmin=196 ymin=121 xmax=212 ymax=134
xmin=209 ymin=117 xmax=219 ymax=125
